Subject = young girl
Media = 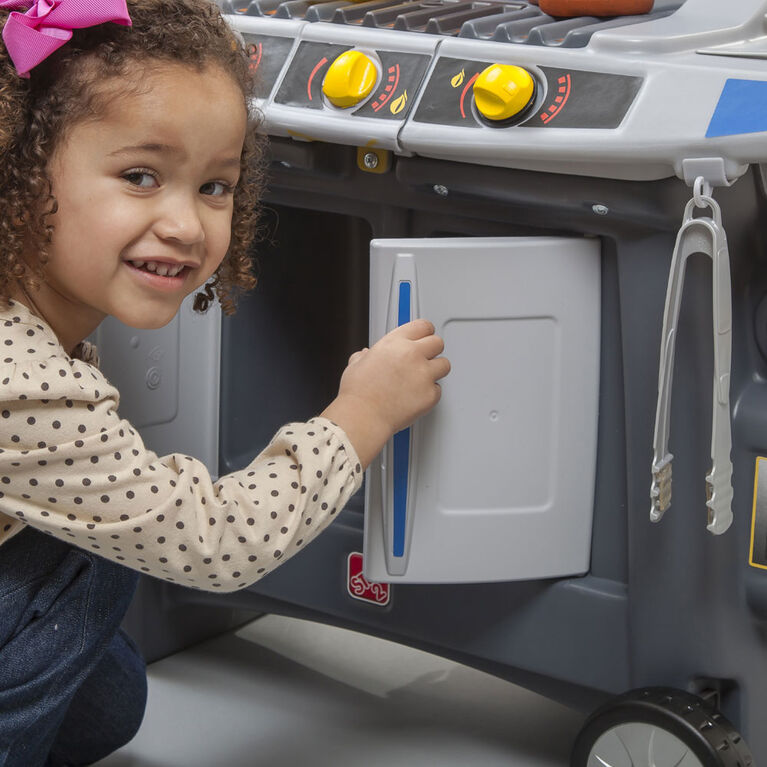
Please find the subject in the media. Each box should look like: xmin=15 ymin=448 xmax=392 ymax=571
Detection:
xmin=0 ymin=0 xmax=450 ymax=762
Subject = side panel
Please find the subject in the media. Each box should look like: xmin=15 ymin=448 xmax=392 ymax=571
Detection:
xmin=94 ymin=294 xmax=221 ymax=474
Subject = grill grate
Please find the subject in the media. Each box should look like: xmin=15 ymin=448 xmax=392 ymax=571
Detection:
xmin=223 ymin=0 xmax=680 ymax=48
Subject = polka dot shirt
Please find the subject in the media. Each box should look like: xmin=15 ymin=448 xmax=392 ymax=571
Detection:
xmin=0 ymin=300 xmax=363 ymax=592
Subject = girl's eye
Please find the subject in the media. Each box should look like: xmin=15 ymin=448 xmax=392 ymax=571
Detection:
xmin=200 ymin=181 xmax=234 ymax=197
xmin=122 ymin=170 xmax=158 ymax=188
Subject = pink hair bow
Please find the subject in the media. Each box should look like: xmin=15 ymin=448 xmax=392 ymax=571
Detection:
xmin=0 ymin=0 xmax=131 ymax=77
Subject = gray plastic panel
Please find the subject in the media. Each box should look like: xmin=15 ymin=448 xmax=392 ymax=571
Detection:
xmin=364 ymin=237 xmax=601 ymax=582
xmin=94 ymin=294 xmax=221 ymax=476
xmin=94 ymin=313 xmax=180 ymax=431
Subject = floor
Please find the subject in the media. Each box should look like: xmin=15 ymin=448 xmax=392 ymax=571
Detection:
xmin=96 ymin=614 xmax=588 ymax=767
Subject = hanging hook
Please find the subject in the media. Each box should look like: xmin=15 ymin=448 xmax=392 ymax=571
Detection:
xmin=693 ymin=175 xmax=713 ymax=208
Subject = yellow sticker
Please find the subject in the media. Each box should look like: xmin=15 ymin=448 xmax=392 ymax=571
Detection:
xmin=749 ymin=457 xmax=767 ymax=569
xmin=390 ymin=90 xmax=408 ymax=115
xmin=451 ymin=69 xmax=465 ymax=88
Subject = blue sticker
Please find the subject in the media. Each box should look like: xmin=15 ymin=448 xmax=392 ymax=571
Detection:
xmin=706 ymin=79 xmax=767 ymax=138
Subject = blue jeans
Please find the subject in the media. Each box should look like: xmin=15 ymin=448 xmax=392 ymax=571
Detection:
xmin=0 ymin=526 xmax=147 ymax=766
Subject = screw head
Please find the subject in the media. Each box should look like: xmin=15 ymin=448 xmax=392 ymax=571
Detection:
xmin=433 ymin=184 xmax=449 ymax=197
xmin=592 ymin=204 xmax=609 ymax=216
xmin=363 ymin=152 xmax=379 ymax=170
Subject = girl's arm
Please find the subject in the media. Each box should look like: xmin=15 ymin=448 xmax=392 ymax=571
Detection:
xmin=0 ymin=311 xmax=448 ymax=593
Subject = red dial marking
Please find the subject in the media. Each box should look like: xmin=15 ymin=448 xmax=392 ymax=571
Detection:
xmin=248 ymin=42 xmax=263 ymax=74
xmin=459 ymin=72 xmax=480 ymax=119
xmin=372 ymin=64 xmax=400 ymax=112
xmin=540 ymin=73 xmax=571 ymax=124
xmin=307 ymin=57 xmax=328 ymax=101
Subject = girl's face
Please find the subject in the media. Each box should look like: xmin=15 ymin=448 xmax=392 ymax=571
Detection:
xmin=30 ymin=61 xmax=247 ymax=352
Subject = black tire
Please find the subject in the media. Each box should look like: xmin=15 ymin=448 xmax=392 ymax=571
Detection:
xmin=571 ymin=687 xmax=753 ymax=767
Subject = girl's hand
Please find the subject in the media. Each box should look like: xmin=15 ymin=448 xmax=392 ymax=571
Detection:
xmin=321 ymin=319 xmax=450 ymax=470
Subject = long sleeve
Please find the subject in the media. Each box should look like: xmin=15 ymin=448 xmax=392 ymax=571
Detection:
xmin=0 ymin=301 xmax=363 ymax=593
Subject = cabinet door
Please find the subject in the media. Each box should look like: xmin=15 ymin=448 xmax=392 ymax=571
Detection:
xmin=364 ymin=237 xmax=601 ymax=583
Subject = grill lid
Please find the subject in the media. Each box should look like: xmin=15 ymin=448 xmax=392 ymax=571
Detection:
xmin=223 ymin=0 xmax=680 ymax=48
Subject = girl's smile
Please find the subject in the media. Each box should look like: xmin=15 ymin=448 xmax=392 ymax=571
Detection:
xmin=16 ymin=61 xmax=247 ymax=354
xmin=123 ymin=258 xmax=195 ymax=290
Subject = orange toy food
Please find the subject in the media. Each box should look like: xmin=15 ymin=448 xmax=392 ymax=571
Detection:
xmin=539 ymin=0 xmax=653 ymax=16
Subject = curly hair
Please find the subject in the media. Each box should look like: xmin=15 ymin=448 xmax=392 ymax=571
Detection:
xmin=0 ymin=0 xmax=263 ymax=315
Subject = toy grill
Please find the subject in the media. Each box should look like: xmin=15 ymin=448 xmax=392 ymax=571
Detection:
xmin=101 ymin=0 xmax=767 ymax=763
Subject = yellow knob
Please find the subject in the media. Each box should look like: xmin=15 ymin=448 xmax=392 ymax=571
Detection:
xmin=473 ymin=64 xmax=535 ymax=122
xmin=322 ymin=50 xmax=377 ymax=108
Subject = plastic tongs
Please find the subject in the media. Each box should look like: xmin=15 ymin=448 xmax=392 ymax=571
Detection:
xmin=650 ymin=177 xmax=733 ymax=534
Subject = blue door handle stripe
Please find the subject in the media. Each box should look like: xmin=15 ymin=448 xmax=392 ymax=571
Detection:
xmin=393 ymin=281 xmax=411 ymax=558
xmin=397 ymin=281 xmax=411 ymax=327
xmin=392 ymin=428 xmax=409 ymax=557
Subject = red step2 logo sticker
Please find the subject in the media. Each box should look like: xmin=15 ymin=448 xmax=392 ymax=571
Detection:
xmin=347 ymin=552 xmax=390 ymax=606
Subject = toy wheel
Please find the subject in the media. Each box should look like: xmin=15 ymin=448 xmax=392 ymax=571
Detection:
xmin=571 ymin=687 xmax=753 ymax=767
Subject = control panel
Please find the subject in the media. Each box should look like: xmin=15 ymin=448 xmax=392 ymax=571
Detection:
xmin=228 ymin=0 xmax=767 ymax=180
xmin=412 ymin=58 xmax=641 ymax=130
xmin=273 ymin=41 xmax=431 ymax=122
